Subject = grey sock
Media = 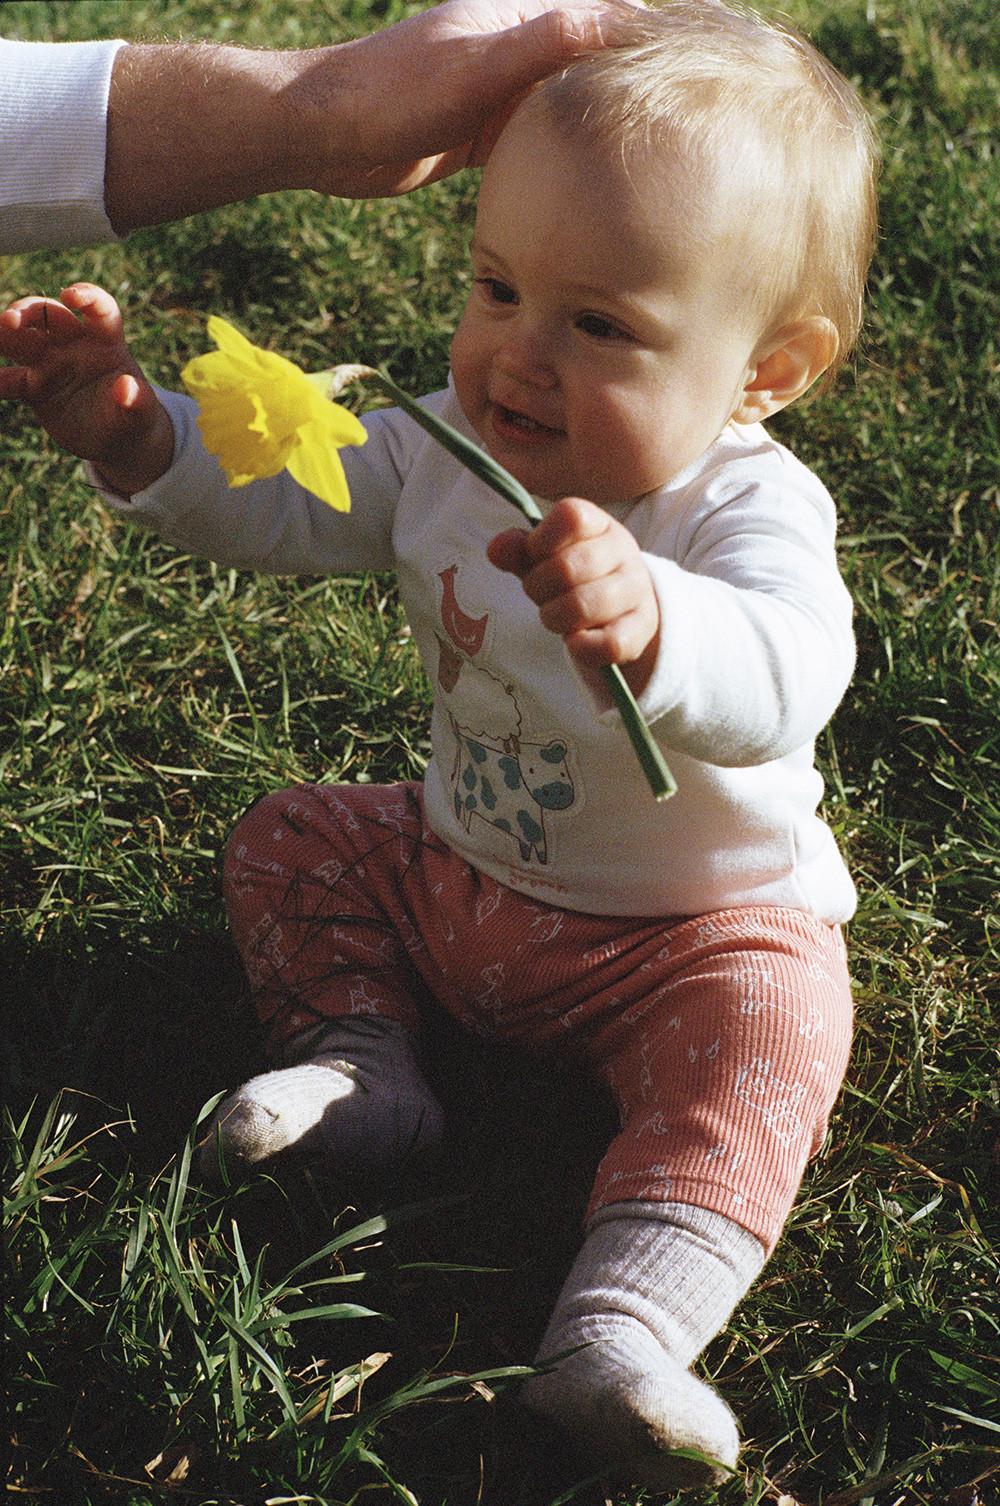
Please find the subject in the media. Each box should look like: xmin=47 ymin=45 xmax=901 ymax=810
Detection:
xmin=521 ymin=1201 xmax=766 ymax=1489
xmin=198 ymin=1016 xmax=444 ymax=1183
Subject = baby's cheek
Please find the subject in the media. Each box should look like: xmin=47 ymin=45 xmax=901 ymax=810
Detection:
xmin=586 ymin=401 xmax=676 ymax=500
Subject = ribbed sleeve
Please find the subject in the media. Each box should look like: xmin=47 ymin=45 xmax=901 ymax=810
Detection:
xmin=0 ymin=37 xmax=125 ymax=252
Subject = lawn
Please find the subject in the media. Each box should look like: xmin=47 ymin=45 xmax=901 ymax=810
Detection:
xmin=2 ymin=1 xmax=998 ymax=1503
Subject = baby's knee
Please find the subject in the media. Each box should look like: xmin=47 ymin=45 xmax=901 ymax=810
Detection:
xmin=223 ymin=784 xmax=316 ymax=878
xmin=231 ymin=784 xmax=312 ymax=841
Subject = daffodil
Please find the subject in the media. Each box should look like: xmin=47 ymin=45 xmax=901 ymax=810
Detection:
xmin=181 ymin=319 xmax=676 ymax=801
xmin=180 ymin=315 xmax=366 ymax=511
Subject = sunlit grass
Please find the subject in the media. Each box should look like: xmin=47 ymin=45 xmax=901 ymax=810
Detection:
xmin=2 ymin=1 xmax=998 ymax=1502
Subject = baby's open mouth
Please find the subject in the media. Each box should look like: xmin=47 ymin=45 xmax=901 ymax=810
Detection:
xmin=493 ymin=403 xmax=561 ymax=435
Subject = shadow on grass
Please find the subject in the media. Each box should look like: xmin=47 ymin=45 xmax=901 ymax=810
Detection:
xmin=3 ymin=923 xmax=627 ymax=1503
xmin=2 ymin=926 xmax=256 ymax=1170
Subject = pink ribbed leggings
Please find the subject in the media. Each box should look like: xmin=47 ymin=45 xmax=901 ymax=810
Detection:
xmin=223 ymin=781 xmax=853 ymax=1255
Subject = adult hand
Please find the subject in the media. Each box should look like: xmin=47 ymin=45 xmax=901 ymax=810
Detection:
xmin=290 ymin=0 xmax=640 ymax=196
xmin=105 ymin=0 xmax=640 ymax=232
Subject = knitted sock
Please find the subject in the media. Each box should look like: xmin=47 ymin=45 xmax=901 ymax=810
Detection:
xmin=198 ymin=1017 xmax=444 ymax=1183
xmin=520 ymin=1201 xmax=766 ymax=1490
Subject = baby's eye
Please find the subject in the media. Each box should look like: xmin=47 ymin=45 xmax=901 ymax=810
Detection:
xmin=577 ymin=313 xmax=631 ymax=341
xmin=475 ymin=277 xmax=517 ymax=305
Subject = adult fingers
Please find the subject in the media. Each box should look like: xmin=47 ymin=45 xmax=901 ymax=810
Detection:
xmin=478 ymin=0 xmax=644 ymax=82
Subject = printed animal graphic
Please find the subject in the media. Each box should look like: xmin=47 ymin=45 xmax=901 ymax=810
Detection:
xmin=435 ymin=632 xmax=465 ymax=693
xmin=438 ymin=564 xmax=489 ymax=655
xmin=734 ymin=1057 xmax=806 ymax=1146
xmin=452 ymin=729 xmax=574 ymax=863
xmin=434 ymin=558 xmax=575 ymax=863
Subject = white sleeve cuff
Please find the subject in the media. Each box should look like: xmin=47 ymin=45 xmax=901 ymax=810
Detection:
xmin=0 ymin=37 xmax=126 ymax=252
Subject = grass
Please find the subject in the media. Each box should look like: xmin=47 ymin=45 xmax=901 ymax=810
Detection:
xmin=2 ymin=0 xmax=999 ymax=1502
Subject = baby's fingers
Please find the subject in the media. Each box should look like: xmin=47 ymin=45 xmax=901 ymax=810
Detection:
xmin=0 ymin=284 xmax=123 ymax=350
xmin=0 ymin=361 xmax=35 ymax=401
xmin=59 ymin=282 xmax=126 ymax=343
xmin=487 ymin=527 xmax=533 ymax=576
xmin=0 ymin=297 xmax=82 ymax=360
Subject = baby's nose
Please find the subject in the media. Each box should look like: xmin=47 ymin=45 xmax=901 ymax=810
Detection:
xmin=494 ymin=324 xmax=558 ymax=390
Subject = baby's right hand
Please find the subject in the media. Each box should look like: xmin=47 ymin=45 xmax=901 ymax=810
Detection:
xmin=0 ymin=282 xmax=173 ymax=495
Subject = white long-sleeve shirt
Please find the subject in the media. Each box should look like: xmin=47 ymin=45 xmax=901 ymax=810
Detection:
xmin=103 ymin=382 xmax=857 ymax=922
xmin=0 ymin=36 xmax=124 ymax=252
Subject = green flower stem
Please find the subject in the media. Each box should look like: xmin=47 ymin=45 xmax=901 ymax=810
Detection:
xmin=339 ymin=366 xmax=677 ymax=802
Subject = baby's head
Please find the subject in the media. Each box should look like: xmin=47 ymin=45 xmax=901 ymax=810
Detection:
xmin=451 ymin=0 xmax=878 ymax=504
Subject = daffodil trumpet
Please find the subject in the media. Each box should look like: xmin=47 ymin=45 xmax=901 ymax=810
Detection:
xmin=180 ymin=317 xmax=675 ymax=801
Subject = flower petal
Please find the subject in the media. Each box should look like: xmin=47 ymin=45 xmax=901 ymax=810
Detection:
xmin=181 ymin=347 xmax=280 ymax=413
xmin=286 ymin=419 xmax=353 ymax=511
xmin=315 ymin=398 xmax=367 ymax=449
xmin=205 ymin=314 xmax=258 ymax=360
xmin=181 ymin=317 xmax=366 ymax=506
xmin=194 ymin=386 xmax=291 ymax=485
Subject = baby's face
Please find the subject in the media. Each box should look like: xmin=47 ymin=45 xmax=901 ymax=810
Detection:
xmin=451 ymin=106 xmax=764 ymax=505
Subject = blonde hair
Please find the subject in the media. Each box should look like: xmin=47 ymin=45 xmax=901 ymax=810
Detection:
xmin=534 ymin=0 xmax=879 ymax=379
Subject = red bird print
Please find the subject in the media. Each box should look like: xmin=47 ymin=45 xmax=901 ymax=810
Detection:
xmin=438 ymin=564 xmax=489 ymax=656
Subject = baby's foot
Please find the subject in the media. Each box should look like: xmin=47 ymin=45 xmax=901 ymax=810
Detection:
xmin=522 ymin=1317 xmax=739 ymax=1489
xmin=198 ymin=1017 xmax=444 ymax=1183
xmin=520 ymin=1203 xmax=765 ymax=1489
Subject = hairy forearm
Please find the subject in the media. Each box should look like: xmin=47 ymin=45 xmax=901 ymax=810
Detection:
xmin=104 ymin=42 xmax=333 ymax=234
xmin=102 ymin=2 xmax=628 ymax=230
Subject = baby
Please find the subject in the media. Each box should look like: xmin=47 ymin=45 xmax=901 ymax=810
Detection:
xmin=0 ymin=0 xmax=877 ymax=1489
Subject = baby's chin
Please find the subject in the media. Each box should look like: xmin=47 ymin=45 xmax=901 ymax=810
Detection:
xmin=491 ymin=464 xmax=639 ymax=508
xmin=464 ymin=408 xmax=645 ymax=506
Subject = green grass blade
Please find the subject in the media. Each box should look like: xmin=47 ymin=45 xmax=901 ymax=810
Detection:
xmin=228 ymin=1335 xmax=247 ymax=1440
xmin=253 ymin=1302 xmax=383 ymax=1328
xmin=212 ymin=1305 xmax=299 ymax=1421
xmin=280 ymin=1200 xmax=456 ymax=1283
xmin=925 ymin=1349 xmax=1000 ymax=1398
xmin=928 ymin=1404 xmax=1000 ymax=1436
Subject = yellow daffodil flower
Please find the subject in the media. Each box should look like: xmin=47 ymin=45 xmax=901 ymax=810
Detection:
xmin=180 ymin=319 xmax=676 ymax=801
xmin=180 ymin=316 xmax=366 ymax=511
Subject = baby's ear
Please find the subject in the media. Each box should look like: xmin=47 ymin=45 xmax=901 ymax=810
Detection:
xmin=731 ymin=316 xmax=838 ymax=425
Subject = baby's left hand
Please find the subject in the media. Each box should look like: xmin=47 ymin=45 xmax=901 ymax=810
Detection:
xmin=488 ymin=496 xmax=660 ymax=693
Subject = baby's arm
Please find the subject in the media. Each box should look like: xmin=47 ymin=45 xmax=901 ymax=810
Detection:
xmin=630 ymin=477 xmax=855 ymax=765
xmin=493 ymin=473 xmax=854 ymax=765
xmin=0 ymin=283 xmax=173 ymax=495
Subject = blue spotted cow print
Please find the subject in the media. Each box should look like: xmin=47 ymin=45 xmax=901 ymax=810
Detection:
xmin=453 ymin=734 xmax=575 ymax=863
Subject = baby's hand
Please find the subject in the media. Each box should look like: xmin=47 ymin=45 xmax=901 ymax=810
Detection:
xmin=0 ymin=283 xmax=173 ymax=495
xmin=488 ymin=496 xmax=660 ymax=694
